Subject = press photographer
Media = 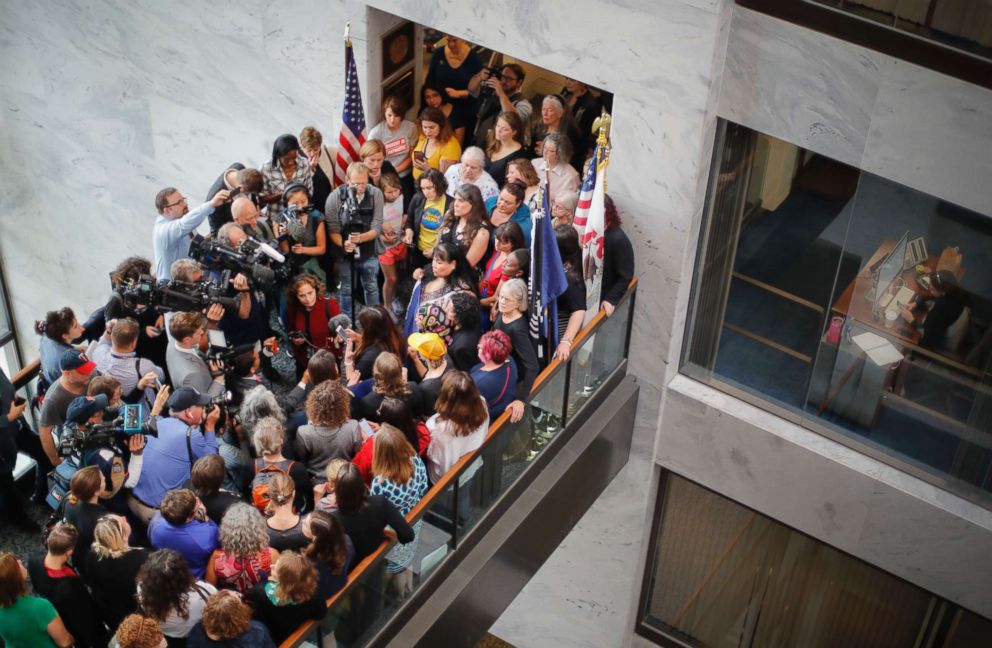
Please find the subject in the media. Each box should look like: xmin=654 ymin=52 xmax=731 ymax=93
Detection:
xmin=275 ymin=183 xmax=327 ymax=282
xmin=113 ymin=271 xmax=241 ymax=317
xmin=189 ymin=229 xmax=288 ymax=290
xmin=166 ymin=312 xmax=229 ymax=397
xmin=325 ymin=162 xmax=383 ymax=321
xmin=128 ymin=386 xmax=221 ymax=524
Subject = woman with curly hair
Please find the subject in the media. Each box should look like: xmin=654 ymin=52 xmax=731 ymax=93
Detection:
xmin=205 ymin=503 xmax=278 ymax=597
xmin=186 ymin=590 xmax=275 ymax=647
xmin=294 ymin=381 xmax=363 ymax=479
xmin=303 ymin=511 xmax=354 ymax=599
xmin=114 ymin=614 xmax=165 ymax=648
xmin=136 ymin=549 xmax=217 ymax=642
xmin=357 ymin=352 xmax=424 ymax=422
xmin=342 ymin=305 xmax=405 ymax=384
xmin=285 ymin=274 xmax=341 ymax=378
xmin=84 ymin=515 xmax=151 ymax=631
xmin=251 ymin=552 xmax=327 ymax=644
xmin=263 ymin=473 xmax=310 ymax=553
xmin=35 ymin=306 xmax=84 ymax=384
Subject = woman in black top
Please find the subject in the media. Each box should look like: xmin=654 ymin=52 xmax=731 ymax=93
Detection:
xmin=492 ymin=278 xmax=540 ymax=423
xmin=358 ymin=352 xmax=424 ymax=421
xmin=447 ymin=291 xmax=483 ymax=372
xmin=63 ymin=465 xmax=107 ymax=578
xmin=344 ymin=305 xmax=406 ymax=384
xmin=304 ymin=511 xmax=355 ymax=600
xmin=599 ymin=195 xmax=635 ymax=316
xmin=331 ymin=464 xmax=415 ymax=562
xmin=85 ymin=515 xmax=151 ymax=630
xmin=553 ymin=225 xmax=587 ymax=362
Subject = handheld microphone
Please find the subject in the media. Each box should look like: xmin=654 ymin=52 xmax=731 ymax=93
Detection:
xmin=328 ymin=313 xmax=353 ymax=343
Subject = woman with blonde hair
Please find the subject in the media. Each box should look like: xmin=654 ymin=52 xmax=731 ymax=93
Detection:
xmin=84 ymin=515 xmax=150 ymax=629
xmin=295 ymin=381 xmax=363 ymax=478
xmin=371 ymin=424 xmax=429 ymax=598
xmin=252 ymin=416 xmax=313 ymax=513
xmin=186 ymin=590 xmax=274 ymax=647
xmin=205 ymin=503 xmax=277 ymax=597
xmin=250 ymin=552 xmax=326 ymax=645
xmin=263 ymin=473 xmax=310 ymax=553
xmin=505 ymin=157 xmax=542 ymax=214
xmin=357 ymin=352 xmax=423 ymax=422
xmin=425 ymin=371 xmax=490 ymax=483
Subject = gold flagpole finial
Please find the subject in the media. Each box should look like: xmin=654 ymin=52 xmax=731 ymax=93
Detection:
xmin=344 ymin=22 xmax=352 ymax=46
xmin=592 ymin=109 xmax=612 ymax=147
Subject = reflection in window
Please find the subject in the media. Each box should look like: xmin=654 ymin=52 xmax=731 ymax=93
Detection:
xmin=638 ymin=473 xmax=992 ymax=647
xmin=683 ymin=119 xmax=992 ymax=504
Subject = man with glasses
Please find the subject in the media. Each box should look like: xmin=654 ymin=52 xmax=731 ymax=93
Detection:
xmin=153 ymin=186 xmax=230 ymax=280
xmin=475 ymin=63 xmax=532 ymax=148
xmin=443 ymin=147 xmax=499 ymax=202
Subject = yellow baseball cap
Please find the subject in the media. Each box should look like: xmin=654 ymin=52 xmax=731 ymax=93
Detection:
xmin=408 ymin=332 xmax=447 ymax=361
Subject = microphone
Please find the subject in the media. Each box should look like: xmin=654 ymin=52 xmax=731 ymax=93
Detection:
xmin=328 ymin=313 xmax=353 ymax=342
xmin=254 ymin=240 xmax=286 ymax=264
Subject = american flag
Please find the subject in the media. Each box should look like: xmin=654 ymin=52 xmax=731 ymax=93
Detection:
xmin=334 ymin=40 xmax=366 ymax=186
xmin=581 ymin=144 xmax=609 ymax=318
xmin=572 ymin=146 xmax=599 ymax=232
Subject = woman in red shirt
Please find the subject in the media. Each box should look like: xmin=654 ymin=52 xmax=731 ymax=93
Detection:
xmin=286 ymin=275 xmax=341 ymax=378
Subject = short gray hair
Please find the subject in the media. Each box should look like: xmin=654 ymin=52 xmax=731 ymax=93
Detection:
xmin=253 ymin=416 xmax=285 ymax=456
xmin=462 ymin=146 xmax=486 ymax=165
xmin=499 ymin=278 xmax=528 ymax=313
xmin=555 ymin=190 xmax=579 ymax=214
xmin=219 ymin=503 xmax=269 ymax=559
xmin=170 ymin=258 xmax=201 ymax=282
xmin=217 ymin=222 xmax=245 ymax=247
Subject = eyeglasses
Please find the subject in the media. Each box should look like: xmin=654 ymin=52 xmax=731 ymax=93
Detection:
xmin=164 ymin=196 xmax=188 ymax=208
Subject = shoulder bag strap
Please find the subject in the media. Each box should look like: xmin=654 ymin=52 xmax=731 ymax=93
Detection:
xmin=186 ymin=425 xmax=195 ymax=466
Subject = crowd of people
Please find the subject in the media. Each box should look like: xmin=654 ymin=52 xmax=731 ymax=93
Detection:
xmin=0 ymin=35 xmax=634 ymax=648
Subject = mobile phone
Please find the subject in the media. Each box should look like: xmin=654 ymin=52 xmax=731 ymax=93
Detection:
xmin=335 ymin=325 xmax=346 ymax=341
xmin=413 ymin=150 xmax=426 ymax=163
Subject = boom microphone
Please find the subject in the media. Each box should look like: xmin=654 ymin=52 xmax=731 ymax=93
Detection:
xmin=253 ymin=239 xmax=286 ymax=264
xmin=329 ymin=313 xmax=352 ymax=334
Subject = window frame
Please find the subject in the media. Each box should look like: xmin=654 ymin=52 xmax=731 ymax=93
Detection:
xmin=738 ymin=0 xmax=992 ymax=92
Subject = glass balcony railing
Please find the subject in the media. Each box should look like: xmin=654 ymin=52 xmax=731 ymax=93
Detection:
xmin=280 ymin=279 xmax=638 ymax=648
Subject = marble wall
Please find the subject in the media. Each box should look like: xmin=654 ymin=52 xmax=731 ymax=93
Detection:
xmin=721 ymin=6 xmax=992 ymax=217
xmin=0 ymin=0 xmax=369 ymax=356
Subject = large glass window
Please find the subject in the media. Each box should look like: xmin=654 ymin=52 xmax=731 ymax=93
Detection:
xmin=637 ymin=472 xmax=992 ymax=647
xmin=682 ymin=119 xmax=992 ymax=506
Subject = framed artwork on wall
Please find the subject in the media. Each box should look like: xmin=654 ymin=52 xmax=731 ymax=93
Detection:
xmin=382 ymin=68 xmax=415 ymax=118
xmin=382 ymin=21 xmax=415 ymax=81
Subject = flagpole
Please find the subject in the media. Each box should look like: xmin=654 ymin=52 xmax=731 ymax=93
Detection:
xmin=344 ymin=22 xmax=351 ymax=46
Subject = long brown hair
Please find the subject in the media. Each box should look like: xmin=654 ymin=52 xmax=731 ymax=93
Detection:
xmin=372 ymin=353 xmax=411 ymax=398
xmin=419 ymin=106 xmax=454 ymax=145
xmin=372 ymin=424 xmax=416 ymax=485
xmin=68 ymin=465 xmax=103 ymax=505
xmin=434 ymin=371 xmax=488 ymax=437
xmin=356 ymin=305 xmax=405 ymax=358
xmin=486 ymin=111 xmax=525 ymax=158
xmin=0 ymin=552 xmax=27 ymax=608
xmin=443 ymin=183 xmax=490 ymax=248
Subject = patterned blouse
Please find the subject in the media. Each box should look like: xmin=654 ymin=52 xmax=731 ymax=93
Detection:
xmin=370 ymin=456 xmax=429 ymax=572
xmin=212 ymin=549 xmax=273 ymax=596
xmin=260 ymin=152 xmax=314 ymax=214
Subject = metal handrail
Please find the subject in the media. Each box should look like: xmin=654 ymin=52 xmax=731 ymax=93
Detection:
xmin=280 ymin=278 xmax=638 ymax=648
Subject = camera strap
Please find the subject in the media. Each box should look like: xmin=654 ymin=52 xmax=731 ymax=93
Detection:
xmin=185 ymin=425 xmax=195 ymax=466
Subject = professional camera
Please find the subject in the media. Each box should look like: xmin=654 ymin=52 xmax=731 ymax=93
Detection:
xmin=275 ymin=204 xmax=315 ymax=244
xmin=116 ymin=274 xmax=241 ymax=315
xmin=340 ymin=186 xmax=369 ymax=259
xmin=57 ymin=404 xmax=158 ymax=459
xmin=189 ymin=234 xmax=287 ymax=288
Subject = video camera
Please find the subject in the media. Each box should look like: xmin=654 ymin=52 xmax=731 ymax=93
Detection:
xmin=115 ymin=274 xmax=241 ymax=315
xmin=57 ymin=403 xmax=158 ymax=460
xmin=340 ymin=186 xmax=369 ymax=259
xmin=189 ymin=234 xmax=289 ymax=289
xmin=205 ymin=328 xmax=257 ymax=373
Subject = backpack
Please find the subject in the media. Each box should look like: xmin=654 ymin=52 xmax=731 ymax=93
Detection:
xmin=251 ymin=458 xmax=295 ymax=513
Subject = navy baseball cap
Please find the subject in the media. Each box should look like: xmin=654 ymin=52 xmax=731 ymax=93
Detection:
xmin=66 ymin=394 xmax=110 ymax=424
xmin=168 ymin=387 xmax=212 ymax=411
xmin=60 ymin=349 xmax=96 ymax=374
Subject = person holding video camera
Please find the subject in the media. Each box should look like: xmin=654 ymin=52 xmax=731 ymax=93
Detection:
xmin=166 ymin=312 xmax=228 ymax=398
xmin=129 ymin=387 xmax=222 ymax=524
xmin=276 ymin=184 xmax=327 ymax=283
xmin=229 ymin=197 xmax=276 ymax=243
xmin=325 ymin=162 xmax=384 ymax=321
xmin=87 ymin=317 xmax=165 ymax=418
xmin=153 ymin=186 xmax=230 ymax=280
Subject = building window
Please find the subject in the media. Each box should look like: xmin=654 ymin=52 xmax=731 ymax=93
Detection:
xmin=0 ymin=263 xmax=21 ymax=379
xmin=681 ymin=119 xmax=992 ymax=505
xmin=636 ymin=472 xmax=992 ymax=646
xmin=737 ymin=0 xmax=992 ymax=91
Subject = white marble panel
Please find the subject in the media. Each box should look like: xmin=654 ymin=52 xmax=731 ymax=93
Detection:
xmin=720 ymin=6 xmax=883 ymax=167
xmin=658 ymin=375 xmax=992 ymax=618
xmin=862 ymin=56 xmax=992 ymax=218
xmin=0 ymin=0 xmax=366 ymax=349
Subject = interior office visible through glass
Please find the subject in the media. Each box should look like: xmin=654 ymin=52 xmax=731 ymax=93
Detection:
xmin=806 ymin=0 xmax=992 ymax=62
xmin=682 ymin=119 xmax=992 ymax=505
xmin=638 ymin=473 xmax=992 ymax=647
